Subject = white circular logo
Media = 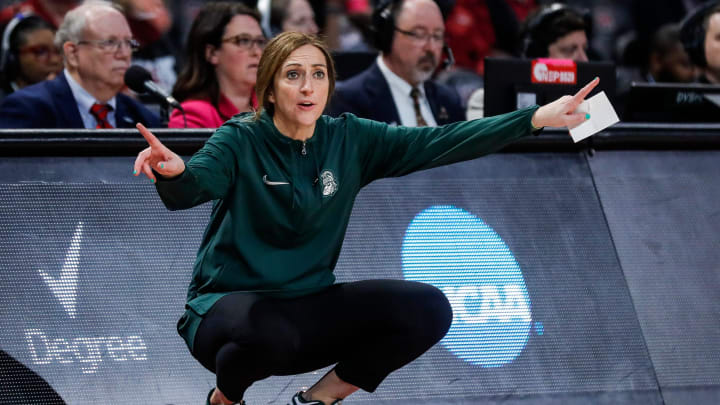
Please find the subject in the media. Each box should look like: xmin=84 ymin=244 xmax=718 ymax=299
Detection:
xmin=533 ymin=62 xmax=548 ymax=82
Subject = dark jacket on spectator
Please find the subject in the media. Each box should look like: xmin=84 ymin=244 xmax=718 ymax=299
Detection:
xmin=327 ymin=62 xmax=465 ymax=125
xmin=0 ymin=73 xmax=160 ymax=129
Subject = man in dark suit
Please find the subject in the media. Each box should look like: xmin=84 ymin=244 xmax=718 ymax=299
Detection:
xmin=0 ymin=2 xmax=159 ymax=129
xmin=327 ymin=0 xmax=464 ymax=126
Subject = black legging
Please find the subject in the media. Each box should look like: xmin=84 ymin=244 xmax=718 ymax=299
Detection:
xmin=192 ymin=279 xmax=453 ymax=402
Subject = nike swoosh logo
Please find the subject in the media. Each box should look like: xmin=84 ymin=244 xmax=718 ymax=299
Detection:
xmin=263 ymin=174 xmax=289 ymax=186
xmin=39 ymin=221 xmax=83 ymax=318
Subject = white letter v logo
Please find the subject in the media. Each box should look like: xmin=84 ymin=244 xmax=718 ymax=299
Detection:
xmin=39 ymin=221 xmax=83 ymax=318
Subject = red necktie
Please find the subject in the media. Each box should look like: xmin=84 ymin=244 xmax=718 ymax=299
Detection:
xmin=90 ymin=103 xmax=114 ymax=129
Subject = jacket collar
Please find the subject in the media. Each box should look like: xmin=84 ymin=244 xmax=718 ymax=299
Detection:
xmin=423 ymin=81 xmax=441 ymax=122
xmin=363 ymin=62 xmax=401 ymax=124
xmin=50 ymin=73 xmax=84 ymax=128
xmin=238 ymin=111 xmax=324 ymax=148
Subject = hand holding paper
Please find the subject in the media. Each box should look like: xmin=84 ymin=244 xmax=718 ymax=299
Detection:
xmin=531 ymin=77 xmax=599 ymax=128
xmin=530 ymin=77 xmax=619 ymax=140
xmin=568 ymin=91 xmax=619 ymax=142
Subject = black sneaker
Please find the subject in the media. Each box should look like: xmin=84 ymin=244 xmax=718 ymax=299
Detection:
xmin=288 ymin=391 xmax=342 ymax=405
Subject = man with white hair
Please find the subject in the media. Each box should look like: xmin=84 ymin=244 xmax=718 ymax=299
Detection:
xmin=327 ymin=0 xmax=464 ymax=126
xmin=0 ymin=1 xmax=159 ymax=128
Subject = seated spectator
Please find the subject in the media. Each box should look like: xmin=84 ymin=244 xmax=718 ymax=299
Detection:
xmin=615 ymin=23 xmax=698 ymax=118
xmin=169 ymin=2 xmax=264 ymax=128
xmin=0 ymin=1 xmax=159 ymax=129
xmin=681 ymin=2 xmax=720 ymax=84
xmin=628 ymin=0 xmax=705 ymax=68
xmin=445 ymin=0 xmax=536 ymax=75
xmin=114 ymin=0 xmax=179 ymax=93
xmin=648 ymin=24 xmax=697 ymax=83
xmin=324 ymin=0 xmax=373 ymax=51
xmin=466 ymin=3 xmax=592 ymax=120
xmin=170 ymin=1 xmax=258 ymax=48
xmin=521 ymin=3 xmax=590 ymax=62
xmin=0 ymin=14 xmax=63 ymax=100
xmin=327 ymin=0 xmax=464 ymax=126
xmin=270 ymin=0 xmax=319 ymax=36
xmin=0 ymin=0 xmax=79 ymax=29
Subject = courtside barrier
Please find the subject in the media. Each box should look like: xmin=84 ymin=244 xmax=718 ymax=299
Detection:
xmin=1 ymin=126 xmax=718 ymax=404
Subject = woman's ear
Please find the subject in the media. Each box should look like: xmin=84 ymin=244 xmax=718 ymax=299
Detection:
xmin=268 ymin=90 xmax=275 ymax=103
xmin=205 ymin=44 xmax=219 ymax=65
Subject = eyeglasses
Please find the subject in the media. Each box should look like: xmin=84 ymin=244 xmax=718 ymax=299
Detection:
xmin=18 ymin=44 xmax=61 ymax=60
xmin=221 ymin=34 xmax=267 ymax=50
xmin=394 ymin=27 xmax=445 ymax=44
xmin=77 ymin=38 xmax=140 ymax=53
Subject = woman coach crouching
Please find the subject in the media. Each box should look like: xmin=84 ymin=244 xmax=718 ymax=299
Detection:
xmin=133 ymin=32 xmax=598 ymax=405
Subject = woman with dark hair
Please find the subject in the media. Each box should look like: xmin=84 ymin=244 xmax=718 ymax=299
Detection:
xmin=168 ymin=2 xmax=266 ymax=128
xmin=269 ymin=0 xmax=319 ymax=36
xmin=134 ymin=32 xmax=598 ymax=405
xmin=521 ymin=3 xmax=590 ymax=62
xmin=0 ymin=14 xmax=62 ymax=100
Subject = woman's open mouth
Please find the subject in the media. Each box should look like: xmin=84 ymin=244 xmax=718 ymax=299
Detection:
xmin=298 ymin=102 xmax=315 ymax=110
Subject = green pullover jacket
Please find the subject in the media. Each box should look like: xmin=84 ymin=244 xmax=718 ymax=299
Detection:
xmin=155 ymin=107 xmax=539 ymax=351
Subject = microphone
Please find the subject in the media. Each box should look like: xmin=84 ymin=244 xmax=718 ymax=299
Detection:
xmin=124 ymin=65 xmax=181 ymax=109
xmin=441 ymin=44 xmax=455 ymax=70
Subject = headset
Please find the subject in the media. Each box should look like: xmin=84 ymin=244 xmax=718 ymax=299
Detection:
xmin=372 ymin=0 xmax=401 ymax=54
xmin=680 ymin=0 xmax=720 ymax=67
xmin=522 ymin=2 xmax=591 ymax=59
xmin=0 ymin=12 xmax=29 ymax=82
xmin=371 ymin=0 xmax=454 ymax=69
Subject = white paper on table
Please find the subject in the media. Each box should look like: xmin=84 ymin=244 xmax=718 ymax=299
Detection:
xmin=569 ymin=91 xmax=619 ymax=143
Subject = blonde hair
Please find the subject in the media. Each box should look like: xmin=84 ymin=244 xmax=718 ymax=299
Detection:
xmin=254 ymin=31 xmax=336 ymax=120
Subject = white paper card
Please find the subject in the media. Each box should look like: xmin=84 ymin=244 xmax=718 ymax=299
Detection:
xmin=569 ymin=91 xmax=619 ymax=143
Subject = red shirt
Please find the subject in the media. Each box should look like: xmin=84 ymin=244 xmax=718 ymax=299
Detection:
xmin=168 ymin=92 xmax=258 ymax=129
xmin=445 ymin=0 xmax=536 ymax=75
xmin=0 ymin=0 xmax=73 ymax=28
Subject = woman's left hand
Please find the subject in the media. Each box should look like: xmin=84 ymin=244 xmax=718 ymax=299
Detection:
xmin=531 ymin=77 xmax=600 ymax=129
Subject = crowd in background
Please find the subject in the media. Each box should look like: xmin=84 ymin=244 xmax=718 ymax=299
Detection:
xmin=0 ymin=0 xmax=718 ymax=129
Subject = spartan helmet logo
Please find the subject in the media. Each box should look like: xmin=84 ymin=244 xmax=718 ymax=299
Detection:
xmin=320 ymin=170 xmax=338 ymax=197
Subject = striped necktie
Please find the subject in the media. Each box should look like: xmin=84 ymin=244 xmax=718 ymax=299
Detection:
xmin=409 ymin=87 xmax=428 ymax=127
xmin=90 ymin=103 xmax=114 ymax=129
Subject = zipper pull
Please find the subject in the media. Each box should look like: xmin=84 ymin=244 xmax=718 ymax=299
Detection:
xmin=301 ymin=141 xmax=307 ymax=156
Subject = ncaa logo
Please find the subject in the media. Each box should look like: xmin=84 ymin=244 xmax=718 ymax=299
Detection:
xmin=401 ymin=205 xmax=533 ymax=367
